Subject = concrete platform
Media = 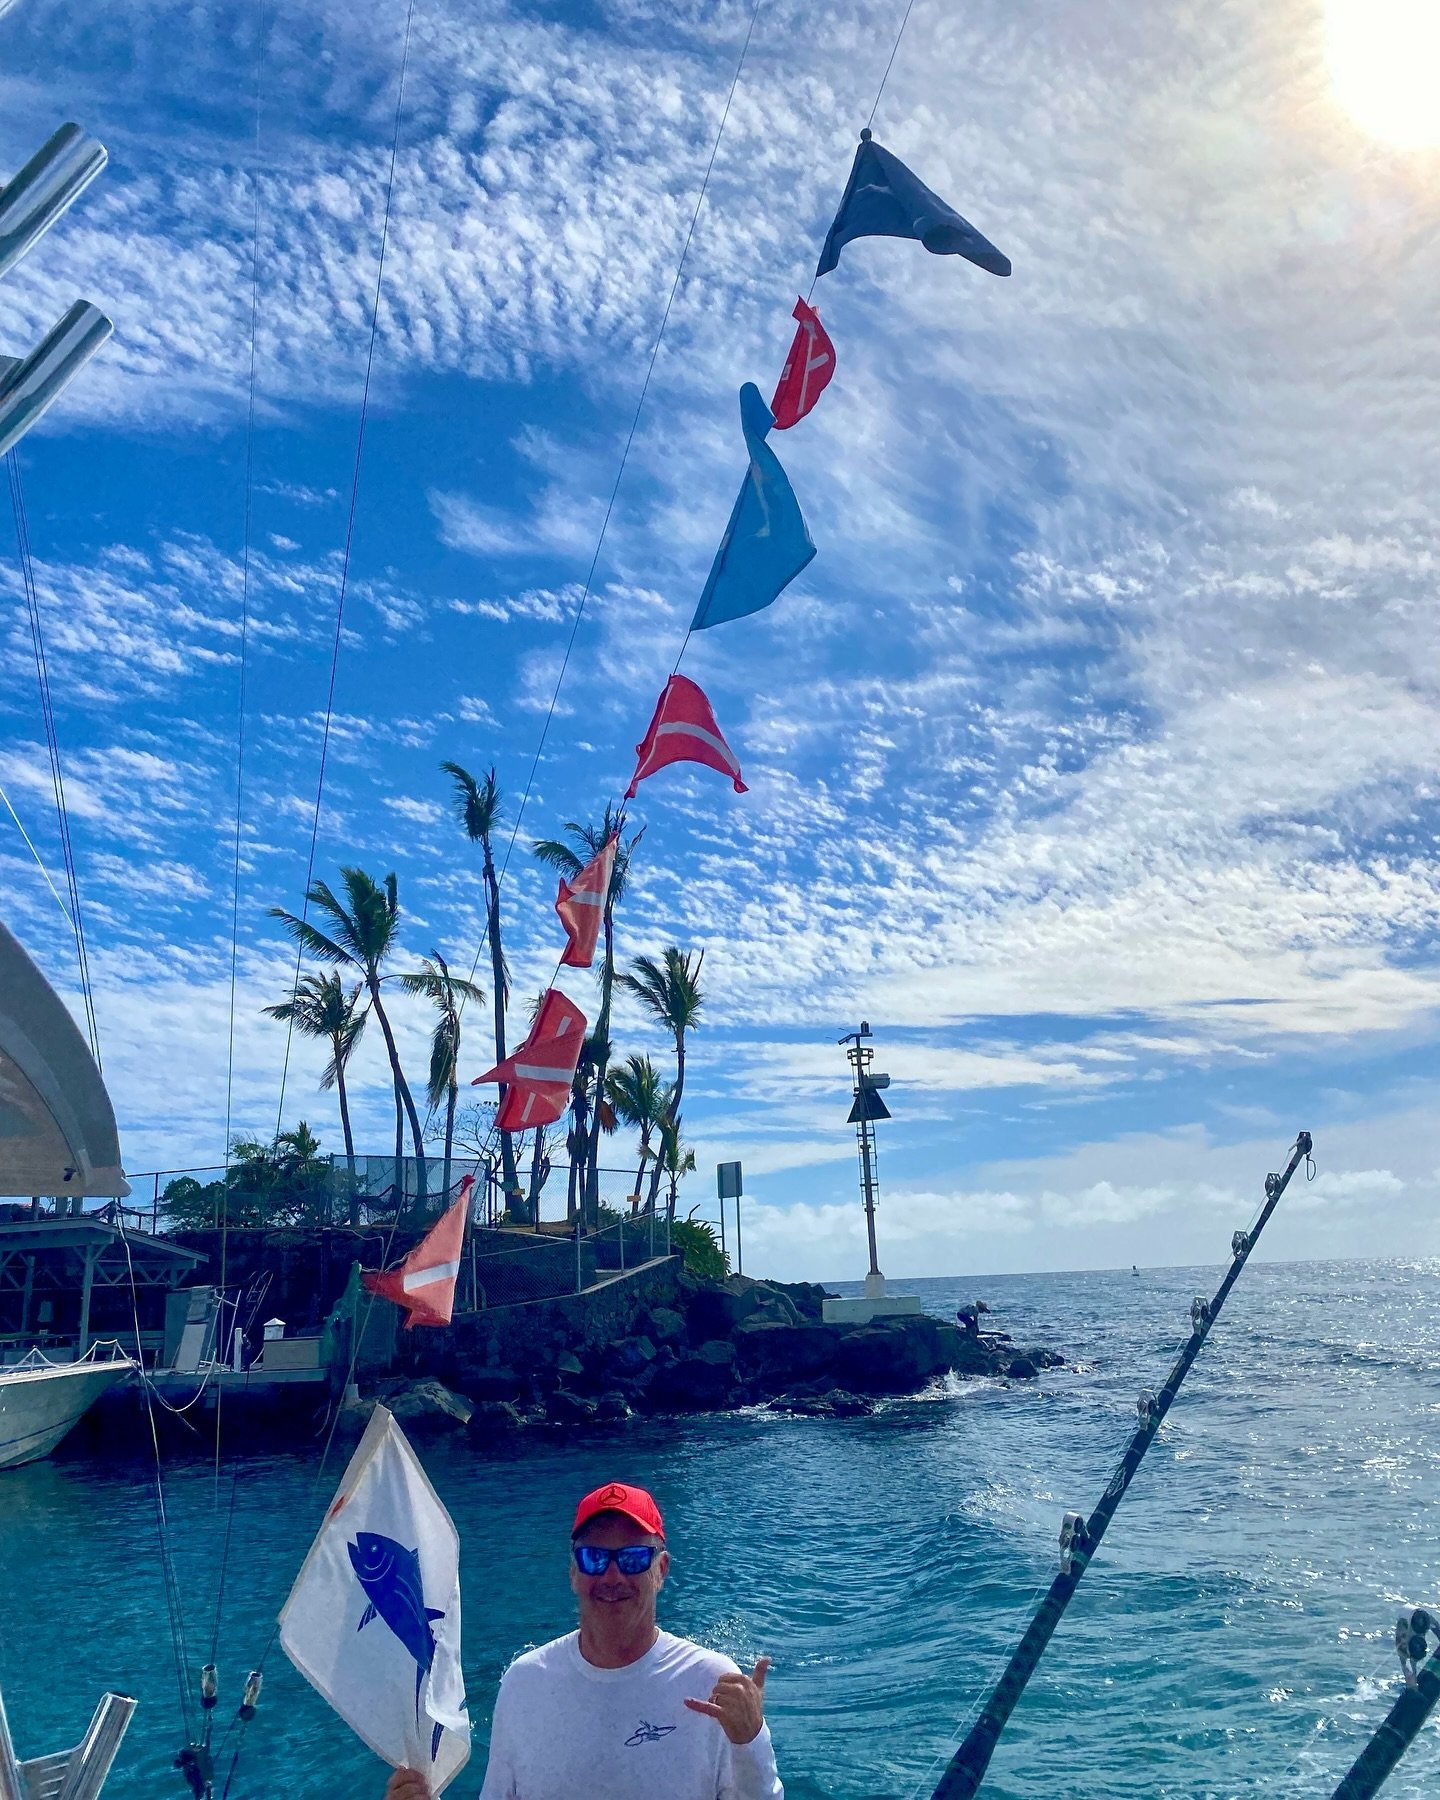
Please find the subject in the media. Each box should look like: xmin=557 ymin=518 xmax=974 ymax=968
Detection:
xmin=821 ymin=1293 xmax=924 ymax=1325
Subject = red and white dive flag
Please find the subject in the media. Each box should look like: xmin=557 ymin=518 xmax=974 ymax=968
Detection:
xmin=555 ymin=834 xmax=617 ymax=969
xmin=770 ymin=296 xmax=835 ymax=430
xmin=362 ymin=1176 xmax=473 ymax=1329
xmin=472 ymin=988 xmax=586 ymax=1131
xmin=625 ymin=675 xmax=747 ymax=800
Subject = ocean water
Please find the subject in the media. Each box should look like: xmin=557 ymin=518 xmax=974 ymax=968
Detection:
xmin=1 ymin=1258 xmax=1437 ymax=1800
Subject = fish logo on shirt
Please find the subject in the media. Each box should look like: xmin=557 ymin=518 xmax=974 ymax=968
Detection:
xmin=625 ymin=1720 xmax=678 ymax=1747
xmin=348 ymin=1530 xmax=447 ymax=1761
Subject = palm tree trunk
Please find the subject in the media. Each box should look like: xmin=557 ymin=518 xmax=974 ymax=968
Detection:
xmin=334 ymin=1047 xmax=359 ymax=1228
xmin=442 ymin=1079 xmax=456 ymax=1202
xmin=528 ymin=1126 xmax=547 ymax=1227
xmin=647 ymin=1032 xmax=685 ymax=1210
xmin=664 ymin=1032 xmax=688 ymax=1225
xmin=633 ymin=1131 xmax=649 ymax=1212
xmin=567 ymin=1089 xmax=587 ymax=1223
xmin=370 ymin=981 xmax=427 ymax=1217
xmin=482 ymin=840 xmax=520 ymax=1202
xmin=584 ymin=914 xmax=615 ymax=1224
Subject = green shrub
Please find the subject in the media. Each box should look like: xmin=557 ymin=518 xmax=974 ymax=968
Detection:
xmin=671 ymin=1217 xmax=729 ymax=1281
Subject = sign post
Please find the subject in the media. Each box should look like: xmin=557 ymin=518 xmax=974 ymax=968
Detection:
xmin=717 ymin=1161 xmax=743 ymax=1275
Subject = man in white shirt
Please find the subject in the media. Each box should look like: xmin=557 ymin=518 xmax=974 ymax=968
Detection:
xmin=383 ymin=1479 xmax=782 ymax=1799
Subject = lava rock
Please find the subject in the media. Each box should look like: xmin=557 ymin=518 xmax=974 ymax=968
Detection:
xmin=733 ymin=1320 xmax=845 ymax=1385
xmin=468 ymin=1399 xmax=526 ymax=1435
xmin=594 ymin=1390 xmax=632 ymax=1423
xmin=461 ymin=1366 xmax=521 ymax=1403
xmin=1006 ymin=1355 xmax=1039 ymax=1380
xmin=612 ymin=1335 xmax=658 ymax=1374
xmin=837 ymin=1320 xmax=951 ymax=1394
xmin=646 ymin=1306 xmax=687 ymax=1344
xmin=385 ymin=1379 xmax=473 ymax=1427
xmin=644 ymin=1354 xmax=739 ymax=1413
xmin=546 ymin=1388 xmax=598 ymax=1424
xmin=769 ymin=1387 xmax=874 ymax=1419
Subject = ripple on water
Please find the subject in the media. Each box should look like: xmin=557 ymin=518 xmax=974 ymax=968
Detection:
xmin=0 ymin=1260 xmax=1437 ymax=1799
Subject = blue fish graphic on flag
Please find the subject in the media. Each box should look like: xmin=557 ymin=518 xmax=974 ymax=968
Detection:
xmin=279 ymin=1405 xmax=471 ymax=1792
xmin=690 ymin=382 xmax=816 ymax=632
xmin=349 ymin=1531 xmax=448 ymax=1762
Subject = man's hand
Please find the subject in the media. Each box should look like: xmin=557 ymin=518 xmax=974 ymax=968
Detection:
xmin=383 ymin=1770 xmax=430 ymax=1800
xmin=683 ymin=1656 xmax=770 ymax=1745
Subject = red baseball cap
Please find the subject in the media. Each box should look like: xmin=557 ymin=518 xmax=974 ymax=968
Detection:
xmin=571 ymin=1481 xmax=665 ymax=1539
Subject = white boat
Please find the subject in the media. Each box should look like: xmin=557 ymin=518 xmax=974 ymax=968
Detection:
xmin=0 ymin=1343 xmax=134 ymax=1469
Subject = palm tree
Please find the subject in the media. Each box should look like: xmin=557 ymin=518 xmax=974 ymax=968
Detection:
xmin=604 ymin=1054 xmax=671 ymax=1212
xmin=532 ymin=808 xmax=643 ymax=1223
xmin=441 ymin=762 xmax=519 ymax=1203
xmin=399 ymin=950 xmax=485 ymax=1208
xmin=657 ymin=1111 xmax=697 ymax=1223
xmin=263 ymin=972 xmax=367 ymax=1221
xmin=270 ymin=866 xmax=428 ymax=1210
xmin=619 ymin=946 xmax=705 ymax=1207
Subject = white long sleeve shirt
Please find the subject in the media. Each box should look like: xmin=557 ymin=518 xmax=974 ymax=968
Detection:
xmin=477 ymin=1629 xmax=783 ymax=1800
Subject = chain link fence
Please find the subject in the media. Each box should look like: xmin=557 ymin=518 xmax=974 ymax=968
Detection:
xmin=81 ymin=1154 xmax=677 ymax=1311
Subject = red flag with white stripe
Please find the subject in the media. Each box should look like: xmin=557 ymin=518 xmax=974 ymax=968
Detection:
xmin=625 ymin=674 xmax=747 ymax=800
xmin=770 ymin=296 xmax=835 ymax=430
xmin=472 ymin=988 xmax=586 ymax=1131
xmin=555 ymin=834 xmax=617 ymax=969
xmin=361 ymin=1176 xmax=472 ymax=1329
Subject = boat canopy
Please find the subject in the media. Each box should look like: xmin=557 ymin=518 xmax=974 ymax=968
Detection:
xmin=0 ymin=918 xmax=128 ymax=1199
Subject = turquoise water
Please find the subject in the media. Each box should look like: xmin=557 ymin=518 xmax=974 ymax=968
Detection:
xmin=1 ymin=1259 xmax=1437 ymax=1799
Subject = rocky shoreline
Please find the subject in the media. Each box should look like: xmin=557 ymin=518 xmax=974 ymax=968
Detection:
xmin=372 ymin=1272 xmax=1066 ymax=1436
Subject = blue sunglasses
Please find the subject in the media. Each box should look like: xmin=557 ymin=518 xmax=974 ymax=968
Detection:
xmin=573 ymin=1544 xmax=657 ymax=1576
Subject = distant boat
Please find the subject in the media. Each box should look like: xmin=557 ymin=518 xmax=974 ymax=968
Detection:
xmin=0 ymin=1344 xmax=134 ymax=1469
xmin=1132 ymin=1265 xmax=1139 ymax=1276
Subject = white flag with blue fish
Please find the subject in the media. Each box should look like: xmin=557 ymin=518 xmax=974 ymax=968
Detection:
xmin=279 ymin=1404 xmax=470 ymax=1792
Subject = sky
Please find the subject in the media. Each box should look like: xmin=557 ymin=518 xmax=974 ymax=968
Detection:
xmin=3 ymin=0 xmax=1440 ymax=1283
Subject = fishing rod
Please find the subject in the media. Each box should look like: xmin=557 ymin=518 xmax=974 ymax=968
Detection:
xmin=930 ymin=1129 xmax=1314 ymax=1800
xmin=1328 ymin=1608 xmax=1440 ymax=1800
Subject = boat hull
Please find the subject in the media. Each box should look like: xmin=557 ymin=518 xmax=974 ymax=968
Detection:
xmin=0 ymin=1358 xmax=133 ymax=1469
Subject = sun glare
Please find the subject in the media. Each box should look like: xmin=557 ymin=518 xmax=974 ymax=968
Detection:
xmin=1326 ymin=0 xmax=1440 ymax=149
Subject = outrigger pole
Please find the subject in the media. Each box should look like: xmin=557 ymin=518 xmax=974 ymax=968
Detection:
xmin=1327 ymin=1609 xmax=1440 ymax=1800
xmin=930 ymin=1129 xmax=1314 ymax=1800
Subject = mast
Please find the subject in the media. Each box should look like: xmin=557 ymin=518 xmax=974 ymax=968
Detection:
xmin=931 ymin=1130 xmax=1314 ymax=1799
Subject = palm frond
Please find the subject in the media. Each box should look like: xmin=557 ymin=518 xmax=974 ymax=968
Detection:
xmin=269 ymin=908 xmax=352 ymax=969
xmin=531 ymin=837 xmax=583 ymax=880
xmin=441 ymin=760 xmax=502 ymax=841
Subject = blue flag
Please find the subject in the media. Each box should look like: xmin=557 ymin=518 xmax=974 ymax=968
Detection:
xmin=816 ymin=130 xmax=1011 ymax=279
xmin=690 ymin=383 xmax=816 ymax=633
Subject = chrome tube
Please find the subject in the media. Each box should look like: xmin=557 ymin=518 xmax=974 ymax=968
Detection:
xmin=54 ymin=1692 xmax=137 ymax=1800
xmin=0 ymin=300 xmax=113 ymax=460
xmin=0 ymin=124 xmax=107 ymax=280
xmin=0 ymin=1688 xmax=25 ymax=1800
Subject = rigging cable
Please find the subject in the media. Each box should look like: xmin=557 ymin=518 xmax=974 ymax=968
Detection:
xmin=0 ymin=774 xmax=77 ymax=926
xmin=446 ymin=0 xmax=922 ymax=1189
xmin=272 ymin=0 xmax=417 ymax=1135
xmin=5 ymin=452 xmax=102 ymax=1060
xmin=447 ymin=0 xmax=766 ymax=1051
xmin=210 ymin=2 xmax=418 ymax=1776
xmin=207 ymin=0 xmax=269 ymax=1702
xmin=456 ymin=0 xmax=921 ymax=1030
xmin=113 ymin=1210 xmax=200 ymax=1750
